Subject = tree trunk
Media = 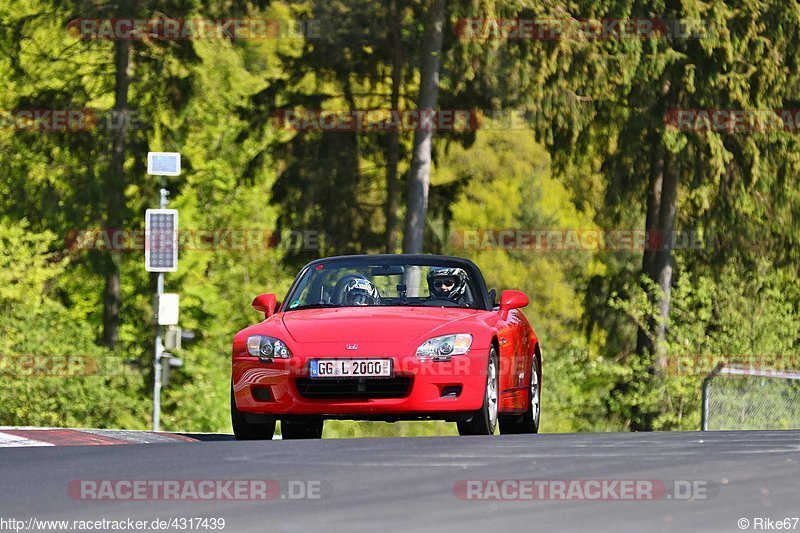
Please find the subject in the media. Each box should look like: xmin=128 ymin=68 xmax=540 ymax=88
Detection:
xmin=402 ymin=0 xmax=446 ymax=254
xmin=102 ymin=36 xmax=131 ymax=348
xmin=636 ymin=77 xmax=671 ymax=361
xmin=384 ymin=0 xmax=403 ymax=253
xmin=635 ymin=138 xmax=665 ymax=358
xmin=630 ymin=77 xmax=679 ymax=431
xmin=651 ymin=151 xmax=679 ymax=372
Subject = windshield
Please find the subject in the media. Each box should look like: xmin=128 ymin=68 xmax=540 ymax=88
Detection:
xmin=284 ymin=259 xmax=483 ymax=310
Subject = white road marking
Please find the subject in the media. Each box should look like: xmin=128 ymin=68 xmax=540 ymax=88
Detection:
xmin=0 ymin=431 xmax=54 ymax=447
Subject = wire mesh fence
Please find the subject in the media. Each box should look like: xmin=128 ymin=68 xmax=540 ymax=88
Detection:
xmin=702 ymin=365 xmax=800 ymax=430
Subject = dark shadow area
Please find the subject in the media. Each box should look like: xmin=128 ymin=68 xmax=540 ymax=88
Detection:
xmin=177 ymin=433 xmax=236 ymax=442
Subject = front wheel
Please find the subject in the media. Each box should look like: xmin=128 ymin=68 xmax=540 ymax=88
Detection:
xmin=457 ymin=347 xmax=499 ymax=436
xmin=499 ymin=353 xmax=540 ymax=434
xmin=231 ymin=385 xmax=276 ymax=440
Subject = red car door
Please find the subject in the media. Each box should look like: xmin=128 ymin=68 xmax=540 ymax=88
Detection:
xmin=496 ymin=308 xmax=531 ymax=412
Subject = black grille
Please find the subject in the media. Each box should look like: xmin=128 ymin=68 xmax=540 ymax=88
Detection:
xmin=251 ymin=387 xmax=273 ymax=402
xmin=295 ymin=377 xmax=412 ymax=399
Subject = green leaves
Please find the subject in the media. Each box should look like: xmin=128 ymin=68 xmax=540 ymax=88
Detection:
xmin=0 ymin=219 xmax=148 ymax=428
xmin=0 ymin=220 xmax=65 ymax=309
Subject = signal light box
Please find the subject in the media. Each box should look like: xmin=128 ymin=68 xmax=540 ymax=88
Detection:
xmin=155 ymin=293 xmax=180 ymax=326
xmin=145 ymin=209 xmax=178 ymax=272
xmin=147 ymin=152 xmax=181 ymax=176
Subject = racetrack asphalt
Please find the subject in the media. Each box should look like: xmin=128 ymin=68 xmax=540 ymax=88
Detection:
xmin=0 ymin=430 xmax=798 ymax=532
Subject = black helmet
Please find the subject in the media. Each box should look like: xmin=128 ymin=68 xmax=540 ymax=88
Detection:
xmin=343 ymin=277 xmax=379 ymax=306
xmin=427 ymin=267 xmax=467 ymax=301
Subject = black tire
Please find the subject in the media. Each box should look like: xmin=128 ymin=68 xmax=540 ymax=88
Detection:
xmin=499 ymin=353 xmax=540 ymax=435
xmin=231 ymin=385 xmax=276 ymax=440
xmin=457 ymin=347 xmax=499 ymax=436
xmin=280 ymin=417 xmax=324 ymax=439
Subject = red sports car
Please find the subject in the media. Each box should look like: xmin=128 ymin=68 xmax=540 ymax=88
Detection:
xmin=230 ymin=254 xmax=541 ymax=439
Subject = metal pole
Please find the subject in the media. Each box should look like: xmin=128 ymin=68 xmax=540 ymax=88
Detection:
xmin=701 ymin=375 xmax=710 ymax=431
xmin=153 ymin=272 xmax=163 ymax=431
xmin=153 ymin=184 xmax=168 ymax=431
xmin=701 ymin=363 xmax=725 ymax=431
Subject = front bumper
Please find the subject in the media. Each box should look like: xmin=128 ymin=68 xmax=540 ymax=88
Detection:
xmin=232 ymin=349 xmax=489 ymax=418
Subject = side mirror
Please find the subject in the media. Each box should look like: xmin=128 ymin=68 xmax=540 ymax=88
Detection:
xmin=499 ymin=290 xmax=528 ymax=315
xmin=252 ymin=293 xmax=278 ymax=318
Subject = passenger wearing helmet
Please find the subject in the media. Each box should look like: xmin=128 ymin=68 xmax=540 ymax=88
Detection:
xmin=426 ymin=267 xmax=468 ymax=304
xmin=342 ymin=277 xmax=380 ymax=306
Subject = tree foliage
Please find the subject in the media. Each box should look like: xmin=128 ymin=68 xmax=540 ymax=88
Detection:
xmin=1 ymin=0 xmax=799 ymax=434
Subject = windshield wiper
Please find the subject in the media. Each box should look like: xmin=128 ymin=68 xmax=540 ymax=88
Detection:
xmin=286 ymin=303 xmax=341 ymax=311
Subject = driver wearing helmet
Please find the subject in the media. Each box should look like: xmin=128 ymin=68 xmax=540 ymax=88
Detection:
xmin=342 ymin=277 xmax=380 ymax=306
xmin=426 ymin=267 xmax=468 ymax=305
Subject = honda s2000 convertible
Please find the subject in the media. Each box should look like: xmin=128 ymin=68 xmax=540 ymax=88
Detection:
xmin=230 ymin=254 xmax=541 ymax=439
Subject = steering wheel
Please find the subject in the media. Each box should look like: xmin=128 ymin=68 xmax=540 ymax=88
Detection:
xmin=421 ymin=297 xmax=460 ymax=308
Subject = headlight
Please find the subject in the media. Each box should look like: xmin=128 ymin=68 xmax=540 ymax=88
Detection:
xmin=416 ymin=334 xmax=472 ymax=360
xmin=246 ymin=335 xmax=291 ymax=359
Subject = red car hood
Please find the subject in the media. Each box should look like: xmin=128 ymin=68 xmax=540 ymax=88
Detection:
xmin=280 ymin=306 xmax=482 ymax=343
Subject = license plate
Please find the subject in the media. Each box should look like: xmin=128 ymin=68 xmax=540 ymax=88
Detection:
xmin=309 ymin=359 xmax=393 ymax=379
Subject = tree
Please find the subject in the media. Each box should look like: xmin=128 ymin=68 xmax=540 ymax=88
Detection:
xmin=0 ymin=0 xmax=205 ymax=348
xmin=383 ymin=0 xmax=405 ymax=253
xmin=600 ymin=0 xmax=800 ymax=428
xmin=402 ymin=0 xmax=446 ymax=254
xmin=103 ymin=0 xmax=133 ymax=347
